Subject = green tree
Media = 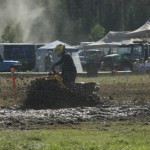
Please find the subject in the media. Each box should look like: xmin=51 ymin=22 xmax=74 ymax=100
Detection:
xmin=1 ymin=24 xmax=15 ymax=43
xmin=1 ymin=23 xmax=23 ymax=43
xmin=90 ymin=23 xmax=105 ymax=41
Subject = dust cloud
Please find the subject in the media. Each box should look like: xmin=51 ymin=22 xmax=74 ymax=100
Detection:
xmin=0 ymin=0 xmax=58 ymax=43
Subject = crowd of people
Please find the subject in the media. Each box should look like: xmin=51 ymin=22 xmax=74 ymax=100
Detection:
xmin=133 ymin=57 xmax=150 ymax=73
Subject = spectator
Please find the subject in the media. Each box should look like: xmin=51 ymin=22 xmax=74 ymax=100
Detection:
xmin=145 ymin=57 xmax=150 ymax=73
xmin=44 ymin=51 xmax=53 ymax=72
xmin=0 ymin=54 xmax=3 ymax=62
xmin=139 ymin=59 xmax=146 ymax=73
xmin=133 ymin=59 xmax=140 ymax=73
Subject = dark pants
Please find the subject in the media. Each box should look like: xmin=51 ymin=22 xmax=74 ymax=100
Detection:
xmin=62 ymin=72 xmax=76 ymax=86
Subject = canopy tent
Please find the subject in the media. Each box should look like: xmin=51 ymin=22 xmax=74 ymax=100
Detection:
xmin=84 ymin=31 xmax=145 ymax=50
xmin=84 ymin=19 xmax=150 ymax=50
xmin=38 ymin=40 xmax=77 ymax=51
xmin=125 ymin=19 xmax=150 ymax=42
xmin=84 ymin=31 xmax=131 ymax=49
xmin=36 ymin=40 xmax=83 ymax=72
xmin=121 ymin=38 xmax=143 ymax=45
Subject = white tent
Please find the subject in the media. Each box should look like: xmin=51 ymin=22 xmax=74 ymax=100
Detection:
xmin=84 ymin=30 xmax=145 ymax=50
xmin=36 ymin=40 xmax=83 ymax=72
xmin=84 ymin=31 xmax=130 ymax=49
xmin=121 ymin=38 xmax=143 ymax=45
xmin=125 ymin=19 xmax=150 ymax=42
xmin=38 ymin=40 xmax=77 ymax=50
xmin=85 ymin=19 xmax=150 ymax=50
xmin=84 ymin=31 xmax=144 ymax=56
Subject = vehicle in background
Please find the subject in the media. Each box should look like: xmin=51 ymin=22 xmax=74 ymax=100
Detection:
xmin=116 ymin=42 xmax=150 ymax=63
xmin=78 ymin=49 xmax=104 ymax=71
xmin=0 ymin=43 xmax=36 ymax=71
xmin=0 ymin=54 xmax=22 ymax=72
xmin=101 ymin=42 xmax=150 ymax=71
xmin=101 ymin=54 xmax=132 ymax=71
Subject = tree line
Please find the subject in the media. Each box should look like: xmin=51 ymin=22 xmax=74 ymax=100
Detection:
xmin=0 ymin=0 xmax=149 ymax=45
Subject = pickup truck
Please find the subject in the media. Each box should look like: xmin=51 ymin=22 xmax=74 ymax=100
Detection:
xmin=0 ymin=56 xmax=22 ymax=72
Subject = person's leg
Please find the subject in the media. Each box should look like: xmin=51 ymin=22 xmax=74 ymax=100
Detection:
xmin=61 ymin=72 xmax=76 ymax=86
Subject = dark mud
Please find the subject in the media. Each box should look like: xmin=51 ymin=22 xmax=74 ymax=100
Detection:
xmin=25 ymin=78 xmax=101 ymax=109
xmin=0 ymin=99 xmax=150 ymax=129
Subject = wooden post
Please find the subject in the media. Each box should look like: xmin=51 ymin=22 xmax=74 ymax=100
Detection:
xmin=11 ymin=68 xmax=16 ymax=100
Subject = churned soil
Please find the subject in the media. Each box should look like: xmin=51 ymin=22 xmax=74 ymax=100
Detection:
xmin=0 ymin=74 xmax=150 ymax=129
xmin=0 ymin=99 xmax=150 ymax=129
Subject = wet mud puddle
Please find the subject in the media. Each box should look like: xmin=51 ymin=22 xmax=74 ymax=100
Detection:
xmin=0 ymin=101 xmax=150 ymax=128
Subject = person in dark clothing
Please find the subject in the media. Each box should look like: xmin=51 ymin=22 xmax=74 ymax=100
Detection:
xmin=52 ymin=44 xmax=77 ymax=86
xmin=0 ymin=54 xmax=3 ymax=62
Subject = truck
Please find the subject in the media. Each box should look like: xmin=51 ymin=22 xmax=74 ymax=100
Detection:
xmin=0 ymin=54 xmax=22 ymax=72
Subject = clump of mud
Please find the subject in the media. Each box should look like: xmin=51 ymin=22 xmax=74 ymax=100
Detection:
xmin=24 ymin=77 xmax=101 ymax=109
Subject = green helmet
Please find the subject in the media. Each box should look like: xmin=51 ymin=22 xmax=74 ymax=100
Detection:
xmin=54 ymin=44 xmax=65 ymax=57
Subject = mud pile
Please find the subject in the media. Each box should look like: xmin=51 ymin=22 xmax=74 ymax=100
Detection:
xmin=24 ymin=76 xmax=101 ymax=109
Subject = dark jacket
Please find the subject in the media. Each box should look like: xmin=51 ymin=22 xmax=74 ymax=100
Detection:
xmin=54 ymin=52 xmax=77 ymax=85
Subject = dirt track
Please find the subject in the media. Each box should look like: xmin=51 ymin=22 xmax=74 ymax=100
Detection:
xmin=0 ymin=99 xmax=150 ymax=129
xmin=0 ymin=74 xmax=150 ymax=129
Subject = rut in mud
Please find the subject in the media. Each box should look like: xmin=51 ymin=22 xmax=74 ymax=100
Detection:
xmin=0 ymin=100 xmax=150 ymax=129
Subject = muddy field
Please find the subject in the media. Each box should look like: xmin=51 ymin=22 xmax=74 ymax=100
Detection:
xmin=0 ymin=74 xmax=150 ymax=129
xmin=0 ymin=99 xmax=150 ymax=129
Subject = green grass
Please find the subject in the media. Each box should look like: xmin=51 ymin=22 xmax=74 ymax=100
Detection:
xmin=0 ymin=122 xmax=150 ymax=150
xmin=76 ymin=74 xmax=150 ymax=101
